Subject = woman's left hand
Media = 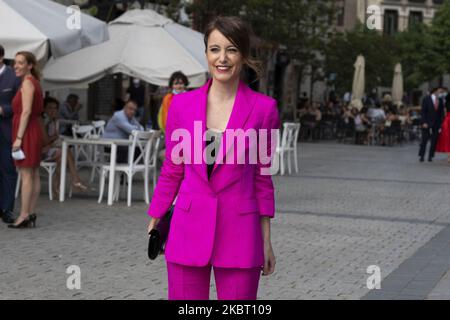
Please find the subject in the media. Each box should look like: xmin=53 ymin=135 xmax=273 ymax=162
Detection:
xmin=12 ymin=139 xmax=22 ymax=152
xmin=262 ymin=240 xmax=276 ymax=276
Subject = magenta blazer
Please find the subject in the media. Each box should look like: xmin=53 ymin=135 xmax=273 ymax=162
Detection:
xmin=148 ymin=78 xmax=280 ymax=268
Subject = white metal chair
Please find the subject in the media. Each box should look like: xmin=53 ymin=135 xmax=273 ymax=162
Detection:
xmin=91 ymin=120 xmax=106 ymax=137
xmin=15 ymin=161 xmax=72 ymax=200
xmin=89 ymin=120 xmax=107 ymax=182
xmin=276 ymin=122 xmax=300 ymax=175
xmin=72 ymin=124 xmax=95 ymax=169
xmin=98 ymin=130 xmax=161 ymax=207
xmin=149 ymin=130 xmax=161 ymax=191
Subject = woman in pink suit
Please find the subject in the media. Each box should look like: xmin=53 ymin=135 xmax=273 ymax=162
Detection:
xmin=147 ymin=16 xmax=280 ymax=300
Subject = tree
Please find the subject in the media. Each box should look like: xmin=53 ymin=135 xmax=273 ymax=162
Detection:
xmin=394 ymin=23 xmax=433 ymax=91
xmin=186 ymin=0 xmax=337 ymax=112
xmin=325 ymin=23 xmax=400 ymax=95
xmin=425 ymin=0 xmax=450 ymax=81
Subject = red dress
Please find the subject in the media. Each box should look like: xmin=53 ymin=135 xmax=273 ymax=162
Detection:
xmin=12 ymin=76 xmax=44 ymax=167
xmin=436 ymin=113 xmax=450 ymax=153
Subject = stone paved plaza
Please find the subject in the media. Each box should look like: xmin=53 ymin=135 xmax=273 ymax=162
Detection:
xmin=1 ymin=141 xmax=450 ymax=300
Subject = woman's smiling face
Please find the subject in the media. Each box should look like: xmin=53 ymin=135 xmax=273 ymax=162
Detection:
xmin=14 ymin=54 xmax=32 ymax=78
xmin=206 ymin=29 xmax=243 ymax=84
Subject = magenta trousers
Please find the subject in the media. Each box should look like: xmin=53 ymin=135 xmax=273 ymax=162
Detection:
xmin=166 ymin=261 xmax=261 ymax=300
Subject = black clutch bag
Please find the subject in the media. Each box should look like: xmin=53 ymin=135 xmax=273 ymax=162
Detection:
xmin=148 ymin=204 xmax=174 ymax=260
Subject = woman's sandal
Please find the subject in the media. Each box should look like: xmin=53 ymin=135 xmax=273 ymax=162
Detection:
xmin=73 ymin=182 xmax=89 ymax=191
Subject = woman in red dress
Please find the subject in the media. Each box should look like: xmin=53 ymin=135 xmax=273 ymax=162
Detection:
xmin=436 ymin=104 xmax=450 ymax=163
xmin=9 ymin=52 xmax=43 ymax=229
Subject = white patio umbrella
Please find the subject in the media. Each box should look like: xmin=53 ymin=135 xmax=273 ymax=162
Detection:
xmin=391 ymin=63 xmax=403 ymax=106
xmin=351 ymin=54 xmax=365 ymax=111
xmin=43 ymin=9 xmax=208 ymax=89
xmin=0 ymin=0 xmax=109 ymax=61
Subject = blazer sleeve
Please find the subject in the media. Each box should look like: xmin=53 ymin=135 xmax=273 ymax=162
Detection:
xmin=0 ymin=75 xmax=20 ymax=119
xmin=147 ymin=95 xmax=185 ymax=218
xmin=1 ymin=102 xmax=13 ymax=119
xmin=255 ymin=99 xmax=280 ymax=218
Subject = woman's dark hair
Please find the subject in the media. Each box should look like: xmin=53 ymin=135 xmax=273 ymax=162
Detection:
xmin=203 ymin=16 xmax=262 ymax=80
xmin=16 ymin=51 xmax=41 ymax=80
xmin=169 ymin=71 xmax=189 ymax=88
xmin=67 ymin=93 xmax=79 ymax=103
xmin=0 ymin=44 xmax=4 ymax=58
xmin=44 ymin=97 xmax=60 ymax=108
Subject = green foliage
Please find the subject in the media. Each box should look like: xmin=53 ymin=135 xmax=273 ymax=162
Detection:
xmin=325 ymin=23 xmax=400 ymax=94
xmin=187 ymin=0 xmax=337 ymax=85
xmin=427 ymin=0 xmax=450 ymax=76
xmin=327 ymin=0 xmax=450 ymax=94
xmin=393 ymin=23 xmax=432 ymax=91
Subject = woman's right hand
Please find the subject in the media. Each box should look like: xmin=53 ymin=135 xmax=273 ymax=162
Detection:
xmin=147 ymin=217 xmax=160 ymax=234
xmin=12 ymin=139 xmax=22 ymax=152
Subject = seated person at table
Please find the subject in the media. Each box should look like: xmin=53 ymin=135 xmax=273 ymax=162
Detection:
xmin=41 ymin=97 xmax=88 ymax=196
xmin=299 ymin=102 xmax=322 ymax=140
xmin=378 ymin=105 xmax=400 ymax=146
xmin=353 ymin=107 xmax=371 ymax=144
xmin=367 ymin=103 xmax=386 ymax=123
xmin=102 ymin=99 xmax=143 ymax=163
xmin=59 ymin=93 xmax=82 ymax=135
xmin=398 ymin=104 xmax=412 ymax=126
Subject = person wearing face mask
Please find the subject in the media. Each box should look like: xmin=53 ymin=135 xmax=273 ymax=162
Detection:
xmin=419 ymin=87 xmax=445 ymax=162
xmin=441 ymin=87 xmax=449 ymax=109
xmin=157 ymin=71 xmax=189 ymax=134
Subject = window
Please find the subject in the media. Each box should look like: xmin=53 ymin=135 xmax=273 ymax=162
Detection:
xmin=336 ymin=6 xmax=345 ymax=26
xmin=409 ymin=11 xmax=423 ymax=28
xmin=384 ymin=10 xmax=399 ymax=35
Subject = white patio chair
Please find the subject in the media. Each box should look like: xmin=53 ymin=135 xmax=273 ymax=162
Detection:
xmin=15 ymin=161 xmax=72 ymax=200
xmin=98 ymin=130 xmax=160 ymax=207
xmin=91 ymin=120 xmax=106 ymax=137
xmin=89 ymin=120 xmax=107 ymax=182
xmin=148 ymin=130 xmax=162 ymax=191
xmin=276 ymin=122 xmax=300 ymax=175
xmin=72 ymin=124 xmax=95 ymax=169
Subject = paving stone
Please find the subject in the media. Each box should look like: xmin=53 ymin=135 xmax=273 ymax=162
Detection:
xmin=1 ymin=142 xmax=450 ymax=299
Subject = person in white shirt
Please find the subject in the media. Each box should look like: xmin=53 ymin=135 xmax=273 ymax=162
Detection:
xmin=103 ymin=100 xmax=143 ymax=163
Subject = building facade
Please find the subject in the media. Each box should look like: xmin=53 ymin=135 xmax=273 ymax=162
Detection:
xmin=338 ymin=0 xmax=443 ymax=34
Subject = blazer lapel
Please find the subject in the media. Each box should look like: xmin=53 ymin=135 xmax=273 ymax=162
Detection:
xmin=191 ymin=78 xmax=212 ymax=183
xmin=191 ymin=79 xmax=257 ymax=183
xmin=212 ymin=80 xmax=256 ymax=173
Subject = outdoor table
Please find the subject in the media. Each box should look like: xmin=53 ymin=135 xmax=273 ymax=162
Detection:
xmin=59 ymin=137 xmax=133 ymax=206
